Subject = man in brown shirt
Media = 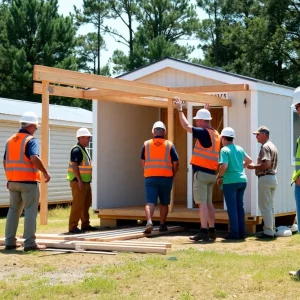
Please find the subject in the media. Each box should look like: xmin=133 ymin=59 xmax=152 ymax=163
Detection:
xmin=248 ymin=126 xmax=278 ymax=238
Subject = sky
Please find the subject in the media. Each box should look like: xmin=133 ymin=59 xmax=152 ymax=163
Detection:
xmin=57 ymin=0 xmax=205 ymax=68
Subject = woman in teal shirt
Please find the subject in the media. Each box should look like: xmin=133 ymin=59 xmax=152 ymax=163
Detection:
xmin=217 ymin=127 xmax=252 ymax=240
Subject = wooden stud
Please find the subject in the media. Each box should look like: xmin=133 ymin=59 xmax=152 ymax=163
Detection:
xmin=40 ymin=81 xmax=50 ymax=225
xmin=167 ymin=99 xmax=175 ymax=213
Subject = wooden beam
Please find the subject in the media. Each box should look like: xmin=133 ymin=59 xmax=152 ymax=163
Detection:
xmin=169 ymin=84 xmax=249 ymax=93
xmin=34 ymin=65 xmax=169 ymax=91
xmin=40 ymin=81 xmax=49 ymax=225
xmin=86 ymin=88 xmax=142 ymax=97
xmin=92 ymin=95 xmax=168 ymax=108
xmin=34 ymin=82 xmax=84 ymax=98
xmin=34 ymin=83 xmax=168 ymax=107
xmin=33 ymin=65 xmax=231 ymax=106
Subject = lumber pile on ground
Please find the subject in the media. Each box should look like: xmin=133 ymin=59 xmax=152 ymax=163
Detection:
xmin=0 ymin=226 xmax=184 ymax=255
xmin=35 ymin=225 xmax=184 ymax=242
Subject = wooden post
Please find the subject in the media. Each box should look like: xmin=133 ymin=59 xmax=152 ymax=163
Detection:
xmin=168 ymin=98 xmax=175 ymax=212
xmin=40 ymin=81 xmax=50 ymax=225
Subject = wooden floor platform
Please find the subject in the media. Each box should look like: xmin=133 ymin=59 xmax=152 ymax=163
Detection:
xmin=97 ymin=204 xmax=263 ymax=233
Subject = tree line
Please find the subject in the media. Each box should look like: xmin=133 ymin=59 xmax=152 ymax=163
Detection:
xmin=0 ymin=0 xmax=299 ymax=110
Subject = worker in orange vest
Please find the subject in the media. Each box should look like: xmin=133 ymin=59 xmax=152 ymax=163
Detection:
xmin=3 ymin=111 xmax=51 ymax=251
xmin=141 ymin=121 xmax=179 ymax=234
xmin=174 ymin=97 xmax=221 ymax=242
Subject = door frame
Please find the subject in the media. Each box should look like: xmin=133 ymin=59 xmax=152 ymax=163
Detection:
xmin=186 ymin=102 xmax=229 ymax=209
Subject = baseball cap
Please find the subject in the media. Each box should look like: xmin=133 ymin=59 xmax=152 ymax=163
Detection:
xmin=252 ymin=126 xmax=270 ymax=135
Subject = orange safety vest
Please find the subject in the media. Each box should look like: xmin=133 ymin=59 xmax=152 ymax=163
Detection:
xmin=5 ymin=133 xmax=41 ymax=182
xmin=190 ymin=128 xmax=220 ymax=171
xmin=144 ymin=139 xmax=173 ymax=177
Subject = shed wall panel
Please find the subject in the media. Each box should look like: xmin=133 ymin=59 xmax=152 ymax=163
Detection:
xmin=257 ymin=92 xmax=295 ymax=214
xmin=96 ymin=101 xmax=159 ymax=209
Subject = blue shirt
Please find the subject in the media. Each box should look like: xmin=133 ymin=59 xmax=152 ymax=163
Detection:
xmin=3 ymin=129 xmax=39 ymax=160
xmin=219 ymin=143 xmax=247 ymax=184
xmin=192 ymin=127 xmax=216 ymax=175
xmin=141 ymin=136 xmax=179 ymax=162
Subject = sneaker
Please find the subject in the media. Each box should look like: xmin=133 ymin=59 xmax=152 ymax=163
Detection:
xmin=69 ymin=227 xmax=84 ymax=234
xmin=143 ymin=222 xmax=153 ymax=234
xmin=82 ymin=225 xmax=98 ymax=231
xmin=208 ymin=229 xmax=216 ymax=241
xmin=24 ymin=244 xmax=46 ymax=252
xmin=189 ymin=230 xmax=209 ymax=241
xmin=159 ymin=224 xmax=168 ymax=232
xmin=5 ymin=243 xmax=22 ymax=250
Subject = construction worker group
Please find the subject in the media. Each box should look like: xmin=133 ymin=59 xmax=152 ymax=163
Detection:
xmin=3 ymin=86 xmax=300 ymax=251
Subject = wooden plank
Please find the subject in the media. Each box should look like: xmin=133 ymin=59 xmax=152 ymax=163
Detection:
xmin=42 ymin=248 xmax=117 ymax=255
xmin=33 ymin=226 xmax=184 ymax=242
xmin=8 ymin=238 xmax=167 ymax=254
xmin=76 ymin=243 xmax=167 ymax=254
xmin=33 ymin=67 xmax=231 ymax=106
xmin=40 ymin=81 xmax=49 ymax=225
xmin=169 ymin=84 xmax=249 ymax=93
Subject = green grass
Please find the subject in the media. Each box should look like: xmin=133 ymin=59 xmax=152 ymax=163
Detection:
xmin=0 ymin=205 xmax=100 ymax=236
xmin=1 ymin=206 xmax=300 ymax=299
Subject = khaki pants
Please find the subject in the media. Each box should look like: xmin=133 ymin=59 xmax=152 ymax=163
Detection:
xmin=258 ymin=175 xmax=277 ymax=236
xmin=5 ymin=182 xmax=40 ymax=248
xmin=69 ymin=181 xmax=92 ymax=231
xmin=193 ymin=171 xmax=216 ymax=204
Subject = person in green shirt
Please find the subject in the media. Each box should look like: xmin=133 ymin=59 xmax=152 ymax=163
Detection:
xmin=216 ymin=127 xmax=252 ymax=240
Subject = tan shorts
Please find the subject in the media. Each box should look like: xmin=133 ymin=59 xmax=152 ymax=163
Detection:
xmin=193 ymin=171 xmax=216 ymax=204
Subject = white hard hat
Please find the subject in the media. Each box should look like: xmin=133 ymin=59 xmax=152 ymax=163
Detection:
xmin=152 ymin=121 xmax=166 ymax=133
xmin=221 ymin=127 xmax=235 ymax=138
xmin=19 ymin=111 xmax=39 ymax=126
xmin=291 ymin=86 xmax=300 ymax=107
xmin=76 ymin=128 xmax=92 ymax=138
xmin=193 ymin=109 xmax=212 ymax=120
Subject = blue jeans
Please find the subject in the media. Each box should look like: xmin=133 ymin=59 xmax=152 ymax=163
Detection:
xmin=294 ymin=185 xmax=300 ymax=233
xmin=223 ymin=182 xmax=247 ymax=238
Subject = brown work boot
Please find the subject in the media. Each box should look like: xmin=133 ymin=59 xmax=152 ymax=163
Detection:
xmin=189 ymin=229 xmax=209 ymax=241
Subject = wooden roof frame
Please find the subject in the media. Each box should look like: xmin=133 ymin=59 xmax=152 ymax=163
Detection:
xmin=33 ymin=65 xmax=249 ymax=224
